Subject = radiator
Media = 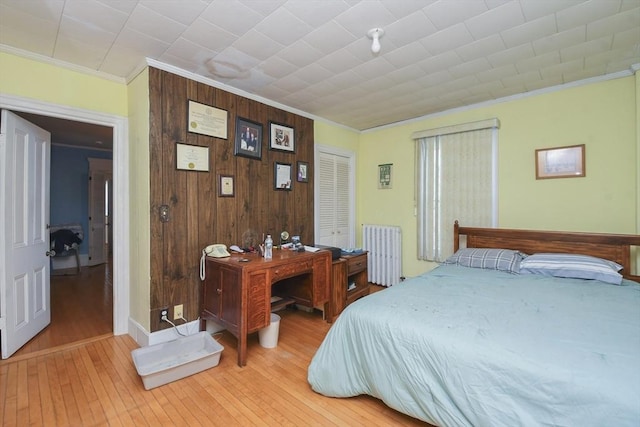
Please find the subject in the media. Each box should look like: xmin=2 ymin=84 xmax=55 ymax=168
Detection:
xmin=362 ymin=224 xmax=402 ymax=287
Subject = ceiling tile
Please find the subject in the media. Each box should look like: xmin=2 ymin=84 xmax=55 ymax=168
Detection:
xmin=315 ymin=48 xmax=365 ymax=73
xmin=63 ymin=0 xmax=129 ymax=34
xmin=253 ymin=7 xmax=313 ymax=46
xmin=532 ymin=27 xmax=586 ymax=55
xmin=125 ymin=4 xmax=187 ymax=44
xmin=455 ymin=34 xmax=505 ymax=62
xmin=464 ymin=1 xmax=525 ymax=40
xmin=383 ymin=41 xmax=431 ymax=68
xmin=422 ymin=0 xmax=488 ymax=30
xmin=515 ymin=51 xmax=561 ymax=73
xmin=421 ymin=23 xmax=474 ymax=55
xmin=277 ymin=40 xmax=324 ymax=68
xmin=0 ymin=25 xmax=56 ymax=56
xmin=1 ymin=0 xmax=638 ymax=131
xmin=384 ymin=10 xmax=438 ymax=47
xmin=59 ymin=15 xmax=117 ymax=49
xmin=283 ymin=0 xmax=348 ymax=27
xmin=486 ymin=43 xmax=535 ymax=67
xmin=0 ymin=0 xmax=64 ymax=22
xmin=561 ymin=36 xmax=614 ymax=62
xmin=140 ymin=0 xmax=209 ymax=26
xmin=500 ymin=15 xmax=557 ymax=49
xmin=449 ymin=57 xmax=491 ymax=78
xmin=258 ymin=56 xmax=299 ymax=78
xmin=162 ymin=37 xmax=217 ymax=67
xmin=232 ymin=29 xmax=284 ymax=61
xmin=200 ymin=0 xmax=263 ymax=37
xmin=181 ymin=18 xmax=238 ymax=52
xmin=333 ymin=0 xmax=397 ymax=38
xmin=54 ymin=34 xmax=108 ymax=69
xmin=556 ymin=0 xmax=622 ymax=31
xmin=303 ymin=21 xmax=359 ymax=55
xmin=518 ymin=0 xmax=582 ymax=21
xmin=587 ymin=8 xmax=640 ymax=40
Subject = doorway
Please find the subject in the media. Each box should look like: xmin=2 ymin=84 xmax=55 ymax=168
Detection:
xmin=0 ymin=94 xmax=130 ymax=358
xmin=14 ymin=114 xmax=114 ymax=357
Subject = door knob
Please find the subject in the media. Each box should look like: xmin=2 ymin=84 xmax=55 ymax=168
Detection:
xmin=46 ymin=250 xmax=56 ymax=257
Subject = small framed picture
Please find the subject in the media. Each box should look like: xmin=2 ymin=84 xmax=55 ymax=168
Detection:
xmin=535 ymin=144 xmax=585 ymax=179
xmin=378 ymin=163 xmax=392 ymax=189
xmin=297 ymin=161 xmax=309 ymax=183
xmin=274 ymin=162 xmax=292 ymax=190
xmin=269 ymin=122 xmax=295 ymax=152
xmin=219 ymin=175 xmax=234 ymax=197
xmin=235 ymin=117 xmax=262 ymax=160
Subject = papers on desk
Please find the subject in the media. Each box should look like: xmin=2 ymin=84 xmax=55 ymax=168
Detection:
xmin=304 ymin=245 xmax=320 ymax=252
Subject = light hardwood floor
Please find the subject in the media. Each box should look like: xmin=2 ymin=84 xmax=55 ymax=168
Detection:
xmin=2 ymin=275 xmax=431 ymax=426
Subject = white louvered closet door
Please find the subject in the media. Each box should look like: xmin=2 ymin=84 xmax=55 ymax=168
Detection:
xmin=316 ymin=150 xmax=352 ymax=248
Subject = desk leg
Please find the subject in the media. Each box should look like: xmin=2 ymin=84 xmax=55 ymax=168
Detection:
xmin=238 ymin=335 xmax=247 ymax=367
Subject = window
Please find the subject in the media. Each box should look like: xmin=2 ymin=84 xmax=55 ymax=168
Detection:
xmin=414 ymin=119 xmax=500 ymax=262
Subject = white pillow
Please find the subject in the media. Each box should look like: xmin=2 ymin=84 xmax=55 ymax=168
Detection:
xmin=519 ymin=253 xmax=623 ymax=285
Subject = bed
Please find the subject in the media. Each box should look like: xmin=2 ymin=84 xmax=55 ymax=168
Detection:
xmin=308 ymin=222 xmax=640 ymax=426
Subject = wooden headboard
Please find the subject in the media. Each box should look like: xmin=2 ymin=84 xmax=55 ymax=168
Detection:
xmin=453 ymin=221 xmax=640 ymax=282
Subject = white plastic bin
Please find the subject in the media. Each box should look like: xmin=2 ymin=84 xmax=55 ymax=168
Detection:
xmin=258 ymin=313 xmax=281 ymax=348
xmin=131 ymin=332 xmax=223 ymax=390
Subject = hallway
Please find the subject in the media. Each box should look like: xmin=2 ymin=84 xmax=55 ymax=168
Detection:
xmin=12 ymin=262 xmax=113 ymax=359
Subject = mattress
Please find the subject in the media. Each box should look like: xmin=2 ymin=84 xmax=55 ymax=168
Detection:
xmin=308 ymin=265 xmax=640 ymax=426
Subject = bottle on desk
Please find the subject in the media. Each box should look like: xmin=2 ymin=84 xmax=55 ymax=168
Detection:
xmin=264 ymin=235 xmax=273 ymax=259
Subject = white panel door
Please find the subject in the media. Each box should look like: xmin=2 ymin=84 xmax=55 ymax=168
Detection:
xmin=0 ymin=110 xmax=51 ymax=359
xmin=87 ymin=159 xmax=112 ymax=266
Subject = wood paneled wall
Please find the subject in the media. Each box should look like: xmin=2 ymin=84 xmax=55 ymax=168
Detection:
xmin=148 ymin=67 xmax=315 ymax=331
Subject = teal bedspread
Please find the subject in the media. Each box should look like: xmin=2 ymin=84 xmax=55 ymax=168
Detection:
xmin=308 ymin=265 xmax=640 ymax=426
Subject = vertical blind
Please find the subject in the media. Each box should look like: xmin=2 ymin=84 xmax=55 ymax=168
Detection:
xmin=414 ymin=119 xmax=499 ymax=262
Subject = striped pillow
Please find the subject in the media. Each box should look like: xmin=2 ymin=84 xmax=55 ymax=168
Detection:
xmin=444 ymin=248 xmax=526 ymax=274
xmin=519 ymin=253 xmax=623 ymax=285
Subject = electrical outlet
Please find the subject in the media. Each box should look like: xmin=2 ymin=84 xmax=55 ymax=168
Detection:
xmin=159 ymin=308 xmax=168 ymax=322
xmin=174 ymin=304 xmax=183 ymax=320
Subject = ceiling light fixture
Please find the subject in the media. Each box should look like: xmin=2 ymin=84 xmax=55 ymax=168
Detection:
xmin=367 ymin=28 xmax=384 ymax=54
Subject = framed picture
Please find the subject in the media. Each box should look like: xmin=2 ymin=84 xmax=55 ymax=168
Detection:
xmin=535 ymin=144 xmax=585 ymax=179
xmin=274 ymin=162 xmax=292 ymax=190
xmin=176 ymin=143 xmax=209 ymax=172
xmin=219 ymin=174 xmax=234 ymax=197
xmin=297 ymin=161 xmax=309 ymax=183
xmin=187 ymin=100 xmax=228 ymax=139
xmin=234 ymin=117 xmax=262 ymax=160
xmin=269 ymin=122 xmax=295 ymax=152
xmin=378 ymin=163 xmax=392 ymax=189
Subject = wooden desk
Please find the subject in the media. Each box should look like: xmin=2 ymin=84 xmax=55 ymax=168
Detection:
xmin=200 ymin=249 xmax=331 ymax=366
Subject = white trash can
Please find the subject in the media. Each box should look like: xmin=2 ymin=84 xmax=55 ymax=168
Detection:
xmin=258 ymin=313 xmax=281 ymax=348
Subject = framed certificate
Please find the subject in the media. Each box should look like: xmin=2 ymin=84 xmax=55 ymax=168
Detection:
xmin=176 ymin=143 xmax=209 ymax=172
xmin=187 ymin=100 xmax=228 ymax=139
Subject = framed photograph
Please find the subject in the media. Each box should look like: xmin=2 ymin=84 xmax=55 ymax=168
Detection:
xmin=234 ymin=117 xmax=262 ymax=160
xmin=297 ymin=161 xmax=309 ymax=183
xmin=378 ymin=163 xmax=392 ymax=189
xmin=274 ymin=162 xmax=292 ymax=190
xmin=219 ymin=175 xmax=234 ymax=197
xmin=187 ymin=100 xmax=228 ymax=139
xmin=176 ymin=143 xmax=209 ymax=172
xmin=535 ymin=144 xmax=585 ymax=179
xmin=269 ymin=122 xmax=295 ymax=152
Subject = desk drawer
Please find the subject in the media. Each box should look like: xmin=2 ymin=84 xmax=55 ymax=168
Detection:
xmin=272 ymin=260 xmax=312 ymax=281
xmin=347 ymin=254 xmax=366 ymax=275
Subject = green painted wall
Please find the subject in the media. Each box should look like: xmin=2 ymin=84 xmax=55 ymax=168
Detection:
xmin=317 ymin=75 xmax=638 ymax=278
xmin=127 ymin=69 xmax=151 ymax=329
xmin=0 ymin=52 xmax=127 ymax=115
